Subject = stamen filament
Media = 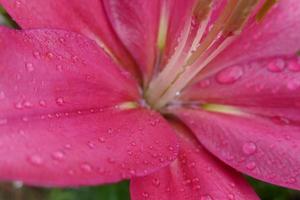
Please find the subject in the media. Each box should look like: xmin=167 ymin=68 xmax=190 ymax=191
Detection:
xmin=146 ymin=0 xmax=262 ymax=110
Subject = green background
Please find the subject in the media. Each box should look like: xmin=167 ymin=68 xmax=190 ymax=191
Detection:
xmin=0 ymin=5 xmax=299 ymax=200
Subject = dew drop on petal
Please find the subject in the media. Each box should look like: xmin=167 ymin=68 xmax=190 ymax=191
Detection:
xmin=56 ymin=65 xmax=63 ymax=72
xmin=287 ymin=60 xmax=300 ymax=72
xmin=0 ymin=91 xmax=5 ymax=100
xmin=51 ymin=151 xmax=65 ymax=161
xmin=81 ymin=163 xmax=92 ymax=172
xmin=216 ymin=66 xmax=243 ymax=84
xmin=200 ymin=194 xmax=213 ymax=200
xmin=152 ymin=178 xmax=160 ymax=187
xmin=28 ymin=155 xmax=43 ymax=166
xmin=33 ymin=51 xmax=40 ymax=58
xmin=267 ymin=59 xmax=285 ymax=72
xmin=0 ymin=118 xmax=8 ymax=125
xmin=98 ymin=137 xmax=106 ymax=143
xmin=56 ymin=97 xmax=64 ymax=105
xmin=287 ymin=79 xmax=300 ymax=90
xmin=142 ymin=192 xmax=149 ymax=198
xmin=242 ymin=142 xmax=257 ymax=155
xmin=25 ymin=63 xmax=34 ymax=72
xmin=39 ymin=100 xmax=47 ymax=107
xmin=227 ymin=193 xmax=235 ymax=200
xmin=246 ymin=161 xmax=256 ymax=170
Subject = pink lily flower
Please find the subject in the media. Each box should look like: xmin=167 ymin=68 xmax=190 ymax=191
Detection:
xmin=0 ymin=0 xmax=300 ymax=199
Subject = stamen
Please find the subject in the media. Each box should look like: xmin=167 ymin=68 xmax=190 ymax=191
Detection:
xmin=157 ymin=1 xmax=170 ymax=52
xmin=146 ymin=0 xmax=212 ymax=107
xmin=116 ymin=101 xmax=139 ymax=110
xmin=201 ymin=103 xmax=248 ymax=116
xmin=146 ymin=0 xmax=266 ymax=110
xmin=187 ymin=0 xmax=258 ymax=66
xmin=256 ymin=0 xmax=278 ymax=22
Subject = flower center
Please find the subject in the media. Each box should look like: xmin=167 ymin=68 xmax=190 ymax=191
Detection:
xmin=144 ymin=0 xmax=276 ymax=111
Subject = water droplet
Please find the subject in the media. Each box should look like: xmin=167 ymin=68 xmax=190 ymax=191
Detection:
xmin=87 ymin=141 xmax=95 ymax=149
xmin=28 ymin=155 xmax=43 ymax=166
xmin=22 ymin=116 xmax=29 ymax=122
xmin=287 ymin=60 xmax=300 ymax=72
xmin=59 ymin=38 xmax=65 ymax=43
xmin=267 ymin=59 xmax=285 ymax=72
xmin=287 ymin=79 xmax=300 ymax=90
xmin=287 ymin=177 xmax=297 ymax=184
xmin=227 ymin=193 xmax=235 ymax=200
xmin=98 ymin=137 xmax=106 ymax=143
xmin=25 ymin=63 xmax=34 ymax=72
xmin=152 ymin=178 xmax=160 ymax=187
xmin=200 ymin=194 xmax=213 ymax=200
xmin=0 ymin=91 xmax=5 ymax=100
xmin=64 ymin=144 xmax=72 ymax=149
xmin=23 ymin=101 xmax=33 ymax=108
xmin=198 ymin=79 xmax=211 ymax=88
xmin=142 ymin=192 xmax=149 ymax=198
xmin=33 ymin=51 xmax=40 ymax=58
xmin=51 ymin=151 xmax=65 ymax=161
xmin=0 ymin=118 xmax=8 ymax=125
xmin=246 ymin=161 xmax=256 ymax=170
xmin=56 ymin=65 xmax=63 ymax=72
xmin=39 ymin=100 xmax=47 ymax=107
xmin=242 ymin=142 xmax=257 ymax=155
xmin=15 ymin=102 xmax=23 ymax=109
xmin=56 ymin=97 xmax=64 ymax=105
xmin=216 ymin=65 xmax=243 ymax=84
xmin=81 ymin=163 xmax=92 ymax=172
xmin=46 ymin=52 xmax=54 ymax=59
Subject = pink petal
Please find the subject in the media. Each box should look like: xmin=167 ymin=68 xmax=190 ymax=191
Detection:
xmin=183 ymin=55 xmax=300 ymax=107
xmin=103 ymin=0 xmax=160 ymax=82
xmin=130 ymin=121 xmax=259 ymax=200
xmin=176 ymin=108 xmax=300 ymax=190
xmin=0 ymin=0 xmax=140 ymax=78
xmin=0 ymin=28 xmax=179 ymax=186
xmin=103 ymin=0 xmax=197 ymax=82
xmin=198 ymin=0 xmax=300 ymax=79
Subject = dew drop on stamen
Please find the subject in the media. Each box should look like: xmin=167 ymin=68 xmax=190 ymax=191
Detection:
xmin=216 ymin=66 xmax=243 ymax=84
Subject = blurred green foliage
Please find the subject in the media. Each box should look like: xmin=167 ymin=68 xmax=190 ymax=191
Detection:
xmin=1 ymin=179 xmax=300 ymax=200
xmin=0 ymin=4 xmax=299 ymax=200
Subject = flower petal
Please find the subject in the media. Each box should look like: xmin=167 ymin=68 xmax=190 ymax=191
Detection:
xmin=103 ymin=0 xmax=197 ymax=83
xmin=176 ymin=108 xmax=300 ymax=190
xmin=130 ymin=121 xmax=259 ymax=200
xmin=198 ymin=0 xmax=300 ymax=79
xmin=0 ymin=28 xmax=179 ymax=186
xmin=103 ymin=0 xmax=160 ymax=83
xmin=0 ymin=0 xmax=140 ymax=77
xmin=183 ymin=55 xmax=300 ymax=107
